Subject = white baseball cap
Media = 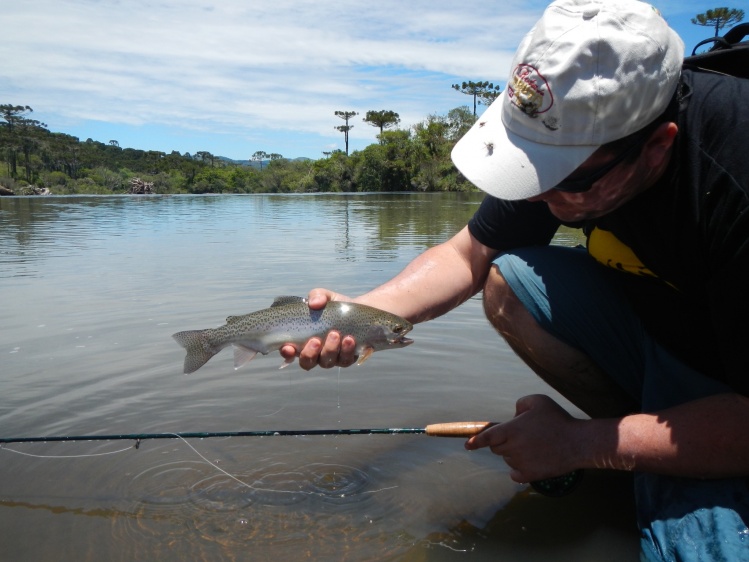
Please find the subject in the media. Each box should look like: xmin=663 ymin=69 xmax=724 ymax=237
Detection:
xmin=451 ymin=0 xmax=684 ymax=200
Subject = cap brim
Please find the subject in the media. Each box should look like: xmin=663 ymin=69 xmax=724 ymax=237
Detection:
xmin=451 ymin=92 xmax=598 ymax=200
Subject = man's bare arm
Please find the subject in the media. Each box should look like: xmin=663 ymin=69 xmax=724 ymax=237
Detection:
xmin=282 ymin=226 xmax=499 ymax=369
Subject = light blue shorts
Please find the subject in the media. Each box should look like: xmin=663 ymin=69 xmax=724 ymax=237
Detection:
xmin=495 ymin=246 xmax=749 ymax=562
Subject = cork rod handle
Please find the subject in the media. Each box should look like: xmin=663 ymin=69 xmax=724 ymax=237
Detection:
xmin=424 ymin=421 xmax=495 ymax=437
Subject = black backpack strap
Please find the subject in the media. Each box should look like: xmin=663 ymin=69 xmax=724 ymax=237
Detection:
xmin=723 ymin=22 xmax=749 ymax=46
xmin=684 ymin=22 xmax=749 ymax=79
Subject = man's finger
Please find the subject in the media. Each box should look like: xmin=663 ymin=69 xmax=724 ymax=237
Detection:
xmin=464 ymin=424 xmax=504 ymax=450
xmin=318 ymin=331 xmax=341 ymax=369
xmin=298 ymin=338 xmax=323 ymax=371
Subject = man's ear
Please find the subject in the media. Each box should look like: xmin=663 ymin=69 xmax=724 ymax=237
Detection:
xmin=643 ymin=122 xmax=678 ymax=169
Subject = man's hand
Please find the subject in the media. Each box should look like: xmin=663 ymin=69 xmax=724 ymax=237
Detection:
xmin=464 ymin=394 xmax=584 ymax=483
xmin=279 ymin=288 xmax=358 ymax=370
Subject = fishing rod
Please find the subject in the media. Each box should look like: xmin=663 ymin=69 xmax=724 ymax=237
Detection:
xmin=0 ymin=421 xmax=491 ymax=444
xmin=0 ymin=421 xmax=582 ymax=497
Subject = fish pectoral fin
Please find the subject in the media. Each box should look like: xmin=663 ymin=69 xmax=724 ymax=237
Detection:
xmin=356 ymin=346 xmax=375 ymax=366
xmin=232 ymin=345 xmax=259 ymax=370
xmin=278 ymin=355 xmax=295 ymax=370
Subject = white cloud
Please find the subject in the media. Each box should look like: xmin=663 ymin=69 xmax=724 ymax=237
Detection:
xmin=1 ymin=0 xmax=707 ymax=158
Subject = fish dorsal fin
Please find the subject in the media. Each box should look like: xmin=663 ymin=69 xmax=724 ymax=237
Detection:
xmin=271 ymin=296 xmax=306 ymax=307
xmin=225 ymin=296 xmax=304 ymax=323
xmin=226 ymin=296 xmax=307 ymax=324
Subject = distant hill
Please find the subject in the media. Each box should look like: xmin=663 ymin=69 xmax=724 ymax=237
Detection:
xmin=218 ymin=156 xmax=313 ymax=169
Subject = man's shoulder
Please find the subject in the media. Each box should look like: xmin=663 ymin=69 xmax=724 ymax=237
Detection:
xmin=679 ymin=69 xmax=749 ymax=153
xmin=682 ymin=67 xmax=749 ymax=107
xmin=468 ymin=197 xmax=561 ymax=251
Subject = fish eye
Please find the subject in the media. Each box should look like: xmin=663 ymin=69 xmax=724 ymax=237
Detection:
xmin=393 ymin=325 xmax=404 ymax=333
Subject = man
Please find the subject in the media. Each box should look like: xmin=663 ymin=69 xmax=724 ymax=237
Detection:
xmin=281 ymin=0 xmax=749 ymax=559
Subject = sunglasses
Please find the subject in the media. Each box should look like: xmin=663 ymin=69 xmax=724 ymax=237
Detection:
xmin=553 ymin=134 xmax=646 ymax=193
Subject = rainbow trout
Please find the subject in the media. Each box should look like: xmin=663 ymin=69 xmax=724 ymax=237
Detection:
xmin=173 ymin=296 xmax=413 ymax=374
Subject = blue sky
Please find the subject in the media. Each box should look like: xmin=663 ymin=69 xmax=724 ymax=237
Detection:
xmin=1 ymin=0 xmax=730 ymax=161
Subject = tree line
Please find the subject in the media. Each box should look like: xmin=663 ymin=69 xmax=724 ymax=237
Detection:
xmin=0 ymin=69 xmax=644 ymax=196
xmin=0 ymin=102 xmax=482 ymax=195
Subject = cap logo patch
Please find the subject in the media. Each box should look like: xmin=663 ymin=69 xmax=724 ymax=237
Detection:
xmin=508 ymin=64 xmax=553 ymax=117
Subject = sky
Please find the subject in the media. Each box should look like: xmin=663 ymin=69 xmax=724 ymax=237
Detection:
xmin=1 ymin=0 xmax=730 ymax=161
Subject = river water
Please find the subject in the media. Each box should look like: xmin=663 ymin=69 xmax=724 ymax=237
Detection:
xmin=0 ymin=193 xmax=638 ymax=561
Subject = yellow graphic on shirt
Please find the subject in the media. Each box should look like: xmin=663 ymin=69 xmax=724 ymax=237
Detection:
xmin=587 ymin=227 xmax=661 ymax=279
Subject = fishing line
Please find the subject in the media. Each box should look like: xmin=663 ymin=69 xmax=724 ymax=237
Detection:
xmin=1 ymin=433 xmax=399 ymax=499
xmin=169 ymin=433 xmax=259 ymax=492
xmin=256 ymin=405 xmax=287 ymax=418
xmin=0 ymin=444 xmax=133 ymax=459
xmin=160 ymin=434 xmax=400 ymax=498
xmin=172 ymin=434 xmax=399 ymax=498
xmin=254 ymin=360 xmax=294 ymax=418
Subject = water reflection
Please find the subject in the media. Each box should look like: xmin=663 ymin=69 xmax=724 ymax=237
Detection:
xmin=0 ymin=194 xmax=484 ymax=278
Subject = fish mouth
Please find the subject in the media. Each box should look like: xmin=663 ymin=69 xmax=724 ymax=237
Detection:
xmin=391 ymin=336 xmax=414 ymax=347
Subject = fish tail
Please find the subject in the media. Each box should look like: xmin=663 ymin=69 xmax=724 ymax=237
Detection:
xmin=172 ymin=330 xmax=218 ymax=374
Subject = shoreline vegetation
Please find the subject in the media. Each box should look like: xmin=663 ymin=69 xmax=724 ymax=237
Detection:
xmin=0 ymin=104 xmax=480 ymax=196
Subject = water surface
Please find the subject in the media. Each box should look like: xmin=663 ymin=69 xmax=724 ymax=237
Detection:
xmin=0 ymin=194 xmax=638 ymax=561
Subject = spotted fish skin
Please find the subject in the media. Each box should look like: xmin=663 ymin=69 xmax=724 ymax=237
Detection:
xmin=172 ymin=296 xmax=414 ymax=374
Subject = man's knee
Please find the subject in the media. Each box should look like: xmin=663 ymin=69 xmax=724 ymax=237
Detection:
xmin=483 ymin=250 xmax=642 ymax=417
xmin=483 ymin=263 xmax=524 ymax=335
